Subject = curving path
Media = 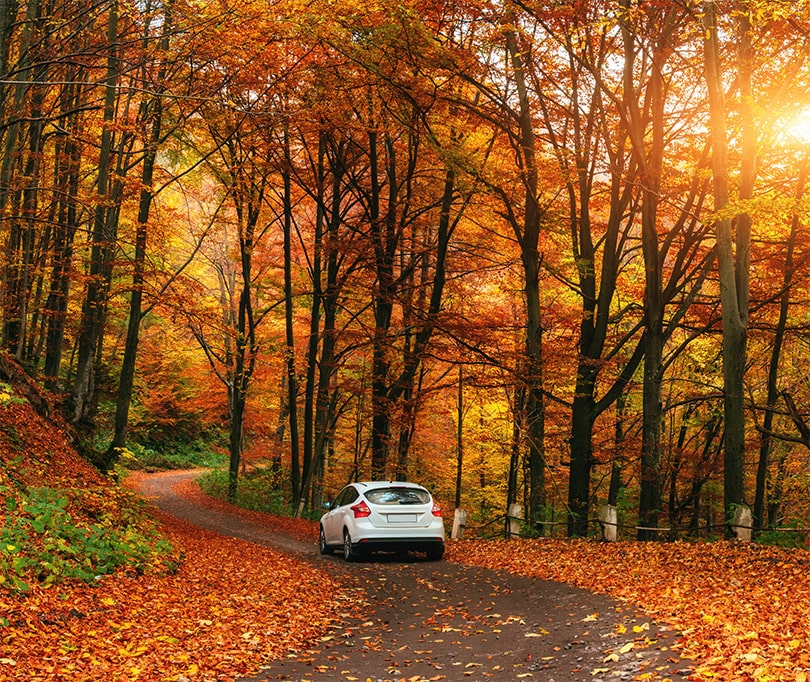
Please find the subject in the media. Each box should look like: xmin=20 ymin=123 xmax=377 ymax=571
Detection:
xmin=134 ymin=471 xmax=691 ymax=682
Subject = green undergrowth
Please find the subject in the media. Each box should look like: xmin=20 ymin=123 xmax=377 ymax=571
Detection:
xmin=118 ymin=440 xmax=227 ymax=472
xmin=0 ymin=484 xmax=177 ymax=594
xmin=198 ymin=468 xmax=290 ymax=515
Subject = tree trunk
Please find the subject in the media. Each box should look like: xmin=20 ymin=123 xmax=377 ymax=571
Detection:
xmin=9 ymin=58 xmax=47 ymax=361
xmin=455 ymin=364 xmax=464 ymax=509
xmin=283 ymin=133 xmax=301 ymax=506
xmin=608 ymin=389 xmax=627 ymax=507
xmin=702 ymin=0 xmax=751 ymax=528
xmin=568 ymin=392 xmax=595 ymax=536
xmin=0 ymin=0 xmax=19 ymax=91
xmin=298 ymin=132 xmax=326 ymax=514
xmin=106 ymin=1 xmax=173 ymax=471
xmin=753 ymin=166 xmax=805 ymax=529
xmin=310 ymin=141 xmax=345 ymax=506
xmin=43 ymin=49 xmax=86 ymax=389
xmin=506 ymin=382 xmax=525 ymax=535
xmin=618 ymin=0 xmax=669 ymax=540
xmin=70 ymin=0 xmax=120 ymax=425
xmin=369 ymin=125 xmax=396 ymax=480
xmin=505 ymin=26 xmax=546 ymax=527
xmin=1 ymin=0 xmax=41 ymax=353
xmin=227 ymin=378 xmax=246 ymax=503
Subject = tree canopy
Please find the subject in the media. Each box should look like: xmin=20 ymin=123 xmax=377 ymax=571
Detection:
xmin=2 ymin=0 xmax=810 ymax=538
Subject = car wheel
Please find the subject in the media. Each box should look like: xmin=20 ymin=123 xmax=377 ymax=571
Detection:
xmin=319 ymin=526 xmax=333 ymax=555
xmin=426 ymin=546 xmax=444 ymax=561
xmin=343 ymin=529 xmax=356 ymax=562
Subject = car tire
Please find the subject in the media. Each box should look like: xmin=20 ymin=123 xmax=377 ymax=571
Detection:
xmin=319 ymin=526 xmax=333 ymax=555
xmin=426 ymin=546 xmax=444 ymax=561
xmin=343 ymin=529 xmax=356 ymax=562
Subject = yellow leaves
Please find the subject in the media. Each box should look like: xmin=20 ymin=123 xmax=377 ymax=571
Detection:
xmin=448 ymin=537 xmax=810 ymax=682
xmin=117 ymin=644 xmax=149 ymax=658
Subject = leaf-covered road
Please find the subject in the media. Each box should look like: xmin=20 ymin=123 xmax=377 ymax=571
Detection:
xmin=137 ymin=471 xmax=690 ymax=682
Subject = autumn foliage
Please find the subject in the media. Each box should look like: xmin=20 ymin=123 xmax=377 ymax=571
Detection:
xmin=449 ymin=539 xmax=810 ymax=681
xmin=0 ymin=376 xmax=347 ymax=682
xmin=2 ymin=0 xmax=810 ymax=543
xmin=1 ymin=509 xmax=345 ymax=682
xmin=2 ymin=376 xmax=810 ymax=682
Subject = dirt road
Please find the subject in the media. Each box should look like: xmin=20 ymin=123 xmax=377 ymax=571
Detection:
xmin=135 ymin=471 xmax=691 ymax=682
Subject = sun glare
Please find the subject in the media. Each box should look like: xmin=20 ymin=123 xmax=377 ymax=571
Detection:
xmin=786 ymin=109 xmax=810 ymax=145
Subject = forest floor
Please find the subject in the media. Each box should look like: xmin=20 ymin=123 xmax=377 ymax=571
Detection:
xmin=4 ymin=463 xmax=810 ymax=682
xmin=2 ymin=369 xmax=810 ymax=682
xmin=135 ymin=470 xmax=690 ymax=682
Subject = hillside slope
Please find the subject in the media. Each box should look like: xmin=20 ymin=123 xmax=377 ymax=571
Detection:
xmin=0 ymin=352 xmax=103 ymax=492
xmin=0 ymin=354 xmax=345 ymax=681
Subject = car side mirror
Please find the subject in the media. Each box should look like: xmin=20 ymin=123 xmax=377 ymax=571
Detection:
xmin=322 ymin=502 xmax=331 ymax=510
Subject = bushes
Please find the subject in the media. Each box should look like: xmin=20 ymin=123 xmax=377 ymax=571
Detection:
xmin=198 ymin=468 xmax=289 ymax=515
xmin=0 ymin=485 xmax=175 ymax=593
xmin=120 ymin=440 xmax=227 ymax=471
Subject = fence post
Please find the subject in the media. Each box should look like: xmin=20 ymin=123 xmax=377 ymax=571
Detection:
xmin=508 ymin=503 xmax=524 ymax=538
xmin=452 ymin=508 xmax=467 ymax=540
xmin=732 ymin=505 xmax=753 ymax=542
xmin=599 ymin=504 xmax=618 ymax=542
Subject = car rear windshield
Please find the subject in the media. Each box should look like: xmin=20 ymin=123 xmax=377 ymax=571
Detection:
xmin=366 ymin=488 xmax=430 ymax=505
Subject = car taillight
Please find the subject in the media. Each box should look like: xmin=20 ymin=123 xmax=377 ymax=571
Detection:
xmin=432 ymin=503 xmax=443 ymax=517
xmin=351 ymin=501 xmax=371 ymax=518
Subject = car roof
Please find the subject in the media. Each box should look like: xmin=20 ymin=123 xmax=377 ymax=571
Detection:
xmin=353 ymin=480 xmax=427 ymax=491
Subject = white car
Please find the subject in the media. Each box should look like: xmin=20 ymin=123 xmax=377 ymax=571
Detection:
xmin=319 ymin=481 xmax=445 ymax=561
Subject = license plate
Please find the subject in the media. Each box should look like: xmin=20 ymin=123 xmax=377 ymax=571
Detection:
xmin=387 ymin=514 xmax=417 ymax=524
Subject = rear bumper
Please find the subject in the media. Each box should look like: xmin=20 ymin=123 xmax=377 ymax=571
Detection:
xmin=352 ymin=536 xmax=445 ymax=554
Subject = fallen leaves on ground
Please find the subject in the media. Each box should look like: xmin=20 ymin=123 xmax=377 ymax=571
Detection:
xmin=0 ymin=507 xmax=346 ymax=682
xmin=447 ymin=538 xmax=810 ymax=681
xmin=170 ymin=475 xmax=319 ymax=543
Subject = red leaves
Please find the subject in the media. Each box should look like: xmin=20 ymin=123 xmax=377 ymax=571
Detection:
xmin=1 ymin=509 xmax=344 ymax=681
xmin=170 ymin=475 xmax=320 ymax=542
xmin=447 ymin=538 xmax=810 ymax=680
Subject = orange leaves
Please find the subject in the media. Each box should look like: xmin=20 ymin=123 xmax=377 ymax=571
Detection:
xmin=0 ymin=510 xmax=345 ymax=681
xmin=447 ymin=538 xmax=810 ymax=680
xmin=170 ymin=475 xmax=320 ymax=543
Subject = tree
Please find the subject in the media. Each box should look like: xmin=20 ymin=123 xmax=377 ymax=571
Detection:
xmin=106 ymin=0 xmax=175 ymax=471
xmin=322 ymin=6 xmax=470 ymax=483
xmin=701 ymin=0 xmax=754 ymax=529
